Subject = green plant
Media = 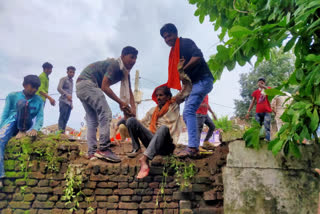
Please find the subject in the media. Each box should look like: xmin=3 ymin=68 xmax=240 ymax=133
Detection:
xmin=190 ymin=0 xmax=320 ymax=157
xmin=213 ymin=116 xmax=234 ymax=132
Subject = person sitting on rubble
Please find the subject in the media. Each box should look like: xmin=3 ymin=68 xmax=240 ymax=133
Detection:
xmin=126 ymin=85 xmax=181 ymax=179
xmin=0 ymin=75 xmax=44 ymax=187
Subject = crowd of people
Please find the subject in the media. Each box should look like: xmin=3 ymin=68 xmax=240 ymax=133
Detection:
xmin=1 ymin=23 xmax=288 ymax=186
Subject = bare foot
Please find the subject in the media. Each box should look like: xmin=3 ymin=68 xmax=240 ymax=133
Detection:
xmin=16 ymin=131 xmax=26 ymax=139
xmin=137 ymin=156 xmax=150 ymax=179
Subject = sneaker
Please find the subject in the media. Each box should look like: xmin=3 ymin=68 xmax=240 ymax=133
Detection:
xmin=176 ymin=147 xmax=199 ymax=158
xmin=95 ymin=149 xmax=121 ymax=163
xmin=85 ymin=153 xmax=97 ymax=161
xmin=127 ymin=149 xmax=142 ymax=158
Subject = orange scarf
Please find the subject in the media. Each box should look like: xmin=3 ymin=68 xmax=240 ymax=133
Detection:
xmin=149 ymin=98 xmax=175 ymax=134
xmin=167 ymin=38 xmax=182 ymax=90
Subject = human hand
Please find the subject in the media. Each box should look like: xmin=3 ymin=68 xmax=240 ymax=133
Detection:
xmin=67 ymin=95 xmax=72 ymax=102
xmin=27 ymin=129 xmax=38 ymax=137
xmin=178 ymin=57 xmax=185 ymax=71
xmin=49 ymin=98 xmax=56 ymax=106
xmin=245 ymin=113 xmax=250 ymax=120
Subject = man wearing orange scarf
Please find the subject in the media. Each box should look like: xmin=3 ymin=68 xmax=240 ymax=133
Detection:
xmin=160 ymin=23 xmax=214 ymax=158
xmin=126 ymin=85 xmax=181 ymax=179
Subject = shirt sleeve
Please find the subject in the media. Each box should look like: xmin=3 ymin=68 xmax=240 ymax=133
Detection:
xmin=183 ymin=38 xmax=203 ymax=58
xmin=57 ymin=77 xmax=67 ymax=96
xmin=38 ymin=73 xmax=47 ymax=94
xmin=104 ymin=60 xmax=121 ymax=84
xmin=0 ymin=94 xmax=13 ymax=127
xmin=140 ymin=107 xmax=154 ymax=127
xmin=33 ymin=100 xmax=44 ymax=131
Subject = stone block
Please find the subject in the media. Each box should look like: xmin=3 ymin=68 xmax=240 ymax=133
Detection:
xmin=83 ymin=188 xmax=94 ymax=196
xmin=120 ymin=196 xmax=131 ymax=202
xmin=0 ymin=193 xmax=7 ymax=200
xmin=149 ymin=182 xmax=159 ymax=189
xmin=2 ymin=186 xmax=16 ymax=193
xmin=9 ymin=201 xmax=31 ymax=209
xmin=108 ymin=195 xmax=119 ymax=203
xmin=118 ymin=202 xmax=139 ymax=210
xmin=149 ymin=166 xmax=163 ymax=175
xmin=134 ymin=188 xmax=153 ymax=196
xmin=29 ymin=172 xmax=45 ymax=179
xmin=96 ymin=196 xmax=108 ymax=201
xmin=179 ymin=200 xmax=191 ymax=209
xmin=13 ymin=193 xmax=24 ymax=201
xmin=139 ymin=202 xmax=157 ymax=209
xmin=4 ymin=179 xmax=14 ymax=186
xmin=53 ymin=187 xmax=64 ymax=195
xmin=109 ymin=175 xmax=127 ymax=182
xmin=98 ymin=202 xmax=118 ymax=209
xmin=114 ymin=188 xmax=134 ymax=195
xmin=38 ymin=180 xmax=49 ymax=187
xmin=0 ymin=200 xmax=8 ymax=209
xmin=85 ymin=181 xmax=97 ymax=189
xmin=48 ymin=195 xmax=59 ymax=202
xmin=26 ymin=179 xmax=38 ymax=186
xmin=97 ymin=209 xmax=107 ymax=214
xmin=203 ymin=190 xmax=217 ymax=201
xmin=2 ymin=208 xmax=13 ymax=214
xmin=92 ymin=165 xmax=100 ymax=175
xmin=129 ymin=182 xmax=138 ymax=188
xmin=32 ymin=187 xmax=53 ymax=194
xmin=179 ymin=209 xmax=193 ymax=214
xmin=127 ymin=211 xmax=138 ymax=214
xmin=5 ymin=172 xmax=24 ymax=178
xmin=15 ymin=179 xmax=26 ymax=186
xmin=36 ymin=194 xmax=48 ymax=201
xmin=121 ymin=164 xmax=129 ymax=175
xmin=118 ymin=182 xmax=129 ymax=189
xmin=131 ymin=195 xmax=142 ymax=202
xmin=142 ymin=196 xmax=152 ymax=202
xmin=32 ymin=201 xmax=55 ymax=209
xmin=4 ymin=160 xmax=15 ymax=171
xmin=192 ymin=184 xmax=209 ymax=192
xmin=160 ymin=202 xmax=178 ymax=209
xmin=49 ymin=180 xmax=60 ymax=187
xmin=90 ymin=174 xmax=109 ymax=181
xmin=95 ymin=188 xmax=113 ymax=195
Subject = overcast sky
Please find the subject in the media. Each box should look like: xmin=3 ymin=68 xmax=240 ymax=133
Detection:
xmin=0 ymin=0 xmax=251 ymax=130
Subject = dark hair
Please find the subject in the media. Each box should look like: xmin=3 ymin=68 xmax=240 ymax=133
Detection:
xmin=67 ymin=66 xmax=76 ymax=71
xmin=160 ymin=23 xmax=178 ymax=37
xmin=42 ymin=62 xmax=53 ymax=69
xmin=155 ymin=86 xmax=172 ymax=98
xmin=258 ymin=77 xmax=266 ymax=83
xmin=121 ymin=46 xmax=138 ymax=56
xmin=23 ymin=75 xmax=41 ymax=89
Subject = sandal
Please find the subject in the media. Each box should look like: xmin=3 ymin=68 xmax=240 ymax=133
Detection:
xmin=176 ymin=147 xmax=199 ymax=158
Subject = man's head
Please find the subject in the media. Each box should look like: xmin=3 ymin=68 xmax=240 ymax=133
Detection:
xmin=160 ymin=23 xmax=178 ymax=47
xmin=155 ymin=86 xmax=172 ymax=108
xmin=258 ymin=77 xmax=266 ymax=88
xmin=23 ymin=75 xmax=41 ymax=97
xmin=42 ymin=62 xmax=53 ymax=76
xmin=121 ymin=46 xmax=138 ymax=70
xmin=67 ymin=66 xmax=76 ymax=78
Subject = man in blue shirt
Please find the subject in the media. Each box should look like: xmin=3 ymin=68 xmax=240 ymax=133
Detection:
xmin=0 ymin=75 xmax=44 ymax=187
xmin=160 ymin=23 xmax=214 ymax=158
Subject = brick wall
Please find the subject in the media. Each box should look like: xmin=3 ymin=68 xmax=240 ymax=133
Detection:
xmin=0 ymin=142 xmax=227 ymax=214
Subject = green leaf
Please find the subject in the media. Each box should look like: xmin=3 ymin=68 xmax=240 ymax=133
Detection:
xmin=229 ymin=26 xmax=252 ymax=38
xmin=271 ymin=139 xmax=285 ymax=155
xmin=283 ymin=36 xmax=297 ymax=52
xmin=305 ymin=54 xmax=320 ymax=62
xmin=289 ymin=141 xmax=301 ymax=158
xmin=310 ymin=109 xmax=319 ymax=132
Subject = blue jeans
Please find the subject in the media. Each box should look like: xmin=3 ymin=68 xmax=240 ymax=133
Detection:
xmin=255 ymin=112 xmax=271 ymax=141
xmin=183 ymin=77 xmax=213 ymax=148
xmin=58 ymin=102 xmax=72 ymax=132
xmin=0 ymin=99 xmax=32 ymax=178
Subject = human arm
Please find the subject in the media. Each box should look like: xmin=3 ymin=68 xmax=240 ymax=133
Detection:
xmin=0 ymin=94 xmax=13 ymax=127
xmin=28 ymin=100 xmax=44 ymax=136
xmin=57 ymin=77 xmax=72 ymax=102
xmin=181 ymin=39 xmax=202 ymax=73
xmin=208 ymin=105 xmax=217 ymax=120
xmin=39 ymin=92 xmax=55 ymax=106
xmin=245 ymin=97 xmax=256 ymax=119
